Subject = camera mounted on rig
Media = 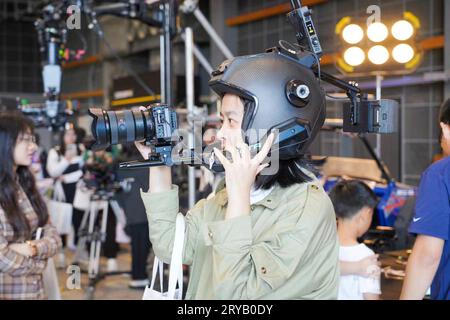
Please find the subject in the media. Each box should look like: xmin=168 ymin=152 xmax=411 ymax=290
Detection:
xmin=88 ymin=104 xmax=178 ymax=166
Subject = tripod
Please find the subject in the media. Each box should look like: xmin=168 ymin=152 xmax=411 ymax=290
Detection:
xmin=73 ymin=189 xmax=130 ymax=300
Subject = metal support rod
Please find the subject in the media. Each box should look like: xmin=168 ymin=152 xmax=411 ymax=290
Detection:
xmin=181 ymin=31 xmax=214 ymax=74
xmin=359 ymin=134 xmax=392 ymax=183
xmin=193 ymin=7 xmax=233 ymax=60
xmin=159 ymin=32 xmax=166 ymax=103
xmin=159 ymin=2 xmax=172 ymax=105
xmin=185 ymin=27 xmax=196 ymax=209
xmin=375 ymin=74 xmax=383 ymax=158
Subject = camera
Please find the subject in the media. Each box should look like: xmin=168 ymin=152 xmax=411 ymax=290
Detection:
xmin=18 ymin=100 xmax=69 ymax=130
xmin=343 ymin=99 xmax=399 ymax=134
xmin=88 ymin=104 xmax=178 ymax=163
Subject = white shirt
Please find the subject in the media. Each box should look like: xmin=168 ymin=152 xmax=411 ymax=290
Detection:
xmin=250 ymin=185 xmax=274 ymax=205
xmin=46 ymin=148 xmax=84 ymax=184
xmin=338 ymin=243 xmax=381 ymax=300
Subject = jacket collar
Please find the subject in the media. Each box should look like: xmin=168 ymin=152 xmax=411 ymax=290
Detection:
xmin=214 ymin=179 xmax=282 ymax=210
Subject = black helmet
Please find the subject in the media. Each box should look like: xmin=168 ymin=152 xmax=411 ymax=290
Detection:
xmin=209 ymin=48 xmax=326 ymax=160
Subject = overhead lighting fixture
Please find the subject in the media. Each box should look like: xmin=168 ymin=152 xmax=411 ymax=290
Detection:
xmin=392 ymin=43 xmax=415 ymax=63
xmin=391 ymin=20 xmax=414 ymax=41
xmin=367 ymin=22 xmax=388 ymax=42
xmin=368 ymin=45 xmax=389 ymax=65
xmin=342 ymin=24 xmax=364 ymax=44
xmin=343 ymin=46 xmax=366 ymax=66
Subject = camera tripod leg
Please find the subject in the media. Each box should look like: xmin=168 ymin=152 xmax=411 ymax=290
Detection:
xmin=72 ymin=206 xmax=91 ymax=265
xmin=87 ymin=200 xmax=99 ymax=278
xmin=88 ymin=200 xmax=108 ymax=279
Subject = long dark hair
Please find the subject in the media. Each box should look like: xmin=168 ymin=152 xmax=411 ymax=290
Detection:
xmin=58 ymin=124 xmax=82 ymax=157
xmin=0 ymin=112 xmax=49 ymax=240
xmin=255 ymin=156 xmax=325 ymax=190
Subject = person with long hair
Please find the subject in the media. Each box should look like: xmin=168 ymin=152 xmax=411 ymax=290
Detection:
xmin=0 ymin=112 xmax=62 ymax=300
xmin=46 ymin=124 xmax=85 ymax=266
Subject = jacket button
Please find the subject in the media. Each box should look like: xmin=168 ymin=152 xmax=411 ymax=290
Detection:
xmin=251 ymin=206 xmax=255 ymax=211
xmin=261 ymin=267 xmax=267 ymax=274
xmin=208 ymin=231 xmax=213 ymax=238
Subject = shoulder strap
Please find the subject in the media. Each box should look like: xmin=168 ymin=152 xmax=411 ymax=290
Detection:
xmin=167 ymin=213 xmax=186 ymax=299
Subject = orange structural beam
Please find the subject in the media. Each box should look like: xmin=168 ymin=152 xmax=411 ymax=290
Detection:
xmin=62 ymin=55 xmax=103 ymax=69
xmin=420 ymin=35 xmax=444 ymax=50
xmin=226 ymin=0 xmax=327 ymax=27
xmin=61 ymin=89 xmax=104 ymax=100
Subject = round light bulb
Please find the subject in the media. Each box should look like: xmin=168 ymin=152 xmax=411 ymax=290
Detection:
xmin=342 ymin=24 xmax=364 ymax=44
xmin=367 ymin=22 xmax=388 ymax=42
xmin=343 ymin=46 xmax=366 ymax=66
xmin=368 ymin=45 xmax=389 ymax=65
xmin=392 ymin=43 xmax=415 ymax=63
xmin=391 ymin=20 xmax=414 ymax=41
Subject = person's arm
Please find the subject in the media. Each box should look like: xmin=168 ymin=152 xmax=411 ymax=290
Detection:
xmin=31 ymin=222 xmax=62 ymax=260
xmin=46 ymin=148 xmax=70 ymax=178
xmin=0 ymin=221 xmax=47 ymax=276
xmin=134 ymin=140 xmax=172 ymax=193
xmin=340 ymin=255 xmax=381 ymax=277
xmin=400 ymin=234 xmax=444 ymax=300
xmin=140 ymin=184 xmax=202 ymax=266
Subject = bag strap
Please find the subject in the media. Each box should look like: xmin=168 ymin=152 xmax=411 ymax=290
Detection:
xmin=53 ymin=180 xmax=66 ymax=202
xmin=148 ymin=213 xmax=185 ymax=299
xmin=167 ymin=213 xmax=185 ymax=299
xmin=149 ymin=257 xmax=164 ymax=292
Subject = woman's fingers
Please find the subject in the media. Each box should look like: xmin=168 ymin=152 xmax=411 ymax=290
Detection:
xmin=223 ymin=140 xmax=241 ymax=164
xmin=256 ymin=163 xmax=269 ymax=175
xmin=236 ymin=142 xmax=251 ymax=161
xmin=253 ymin=133 xmax=275 ymax=165
xmin=213 ymin=148 xmax=230 ymax=167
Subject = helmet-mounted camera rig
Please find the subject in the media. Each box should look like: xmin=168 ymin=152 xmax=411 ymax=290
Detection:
xmin=119 ymin=0 xmax=398 ymax=171
xmin=287 ymin=0 xmax=398 ymax=135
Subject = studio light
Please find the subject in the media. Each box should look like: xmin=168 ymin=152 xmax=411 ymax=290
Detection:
xmin=343 ymin=46 xmax=365 ymax=66
xmin=391 ymin=20 xmax=414 ymax=41
xmin=368 ymin=45 xmax=389 ymax=65
xmin=367 ymin=22 xmax=388 ymax=43
xmin=342 ymin=24 xmax=364 ymax=44
xmin=392 ymin=43 xmax=415 ymax=63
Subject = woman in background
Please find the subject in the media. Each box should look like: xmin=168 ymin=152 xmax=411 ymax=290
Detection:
xmin=0 ymin=112 xmax=62 ymax=300
xmin=46 ymin=124 xmax=85 ymax=266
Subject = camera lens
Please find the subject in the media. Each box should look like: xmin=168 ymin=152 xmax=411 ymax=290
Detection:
xmin=88 ymin=104 xmax=176 ymax=151
xmin=88 ymin=108 xmax=111 ymax=150
xmin=88 ymin=108 xmax=153 ymax=150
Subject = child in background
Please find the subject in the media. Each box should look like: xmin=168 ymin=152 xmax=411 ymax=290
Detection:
xmin=329 ymin=180 xmax=381 ymax=300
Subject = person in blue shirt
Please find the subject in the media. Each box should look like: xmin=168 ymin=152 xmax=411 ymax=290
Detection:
xmin=401 ymin=98 xmax=450 ymax=300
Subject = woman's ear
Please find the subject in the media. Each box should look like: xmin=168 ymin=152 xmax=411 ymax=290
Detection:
xmin=440 ymin=122 xmax=450 ymax=138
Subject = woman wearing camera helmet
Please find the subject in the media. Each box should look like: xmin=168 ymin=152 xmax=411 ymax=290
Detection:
xmin=136 ymin=50 xmax=339 ymax=299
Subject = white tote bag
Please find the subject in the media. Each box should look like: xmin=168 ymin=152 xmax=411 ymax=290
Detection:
xmin=35 ymin=228 xmax=62 ymax=300
xmin=47 ymin=181 xmax=73 ymax=235
xmin=142 ymin=213 xmax=185 ymax=300
xmin=73 ymin=181 xmax=93 ymax=211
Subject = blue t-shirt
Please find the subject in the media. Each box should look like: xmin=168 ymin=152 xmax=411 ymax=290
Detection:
xmin=409 ymin=156 xmax=450 ymax=300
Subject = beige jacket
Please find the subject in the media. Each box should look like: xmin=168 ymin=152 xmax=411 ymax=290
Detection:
xmin=141 ymin=177 xmax=339 ymax=300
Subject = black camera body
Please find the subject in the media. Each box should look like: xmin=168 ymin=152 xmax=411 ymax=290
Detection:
xmin=343 ymin=99 xmax=399 ymax=134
